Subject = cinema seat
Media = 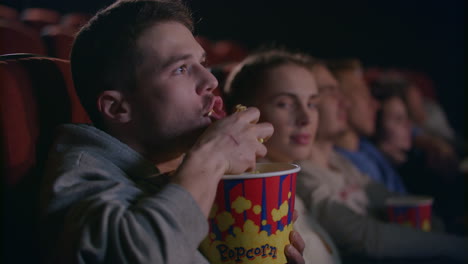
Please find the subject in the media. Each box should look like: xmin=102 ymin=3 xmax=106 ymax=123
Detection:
xmin=60 ymin=12 xmax=91 ymax=33
xmin=41 ymin=25 xmax=75 ymax=59
xmin=0 ymin=19 xmax=46 ymax=55
xmin=0 ymin=4 xmax=19 ymax=20
xmin=0 ymin=54 xmax=90 ymax=263
xmin=20 ymin=8 xmax=61 ymax=33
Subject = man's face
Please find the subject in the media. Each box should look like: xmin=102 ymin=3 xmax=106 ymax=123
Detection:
xmin=337 ymin=69 xmax=379 ymax=137
xmin=128 ymin=22 xmax=219 ymax=159
xmin=312 ymin=65 xmax=348 ymax=140
xmin=256 ymin=64 xmax=319 ymax=162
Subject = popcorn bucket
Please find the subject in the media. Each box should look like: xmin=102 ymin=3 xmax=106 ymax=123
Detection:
xmin=200 ymin=163 xmax=300 ymax=264
xmin=386 ymin=196 xmax=433 ymax=231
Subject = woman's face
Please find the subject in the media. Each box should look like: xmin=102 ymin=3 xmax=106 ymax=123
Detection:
xmin=379 ymin=97 xmax=412 ymax=152
xmin=255 ymin=63 xmax=320 ymax=163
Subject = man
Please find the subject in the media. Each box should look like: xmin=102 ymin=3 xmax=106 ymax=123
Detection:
xmin=327 ymin=59 xmax=407 ymax=194
xmin=295 ymin=62 xmax=466 ymax=262
xmin=39 ymin=1 xmax=304 ymax=263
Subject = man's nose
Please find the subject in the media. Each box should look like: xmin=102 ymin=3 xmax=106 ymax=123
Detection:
xmin=196 ymin=67 xmax=219 ymax=95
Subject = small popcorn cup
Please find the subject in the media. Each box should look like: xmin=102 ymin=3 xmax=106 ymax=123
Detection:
xmin=200 ymin=163 xmax=300 ymax=264
xmin=386 ymin=196 xmax=433 ymax=232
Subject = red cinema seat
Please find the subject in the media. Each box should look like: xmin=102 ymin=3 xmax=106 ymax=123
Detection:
xmin=60 ymin=12 xmax=91 ymax=33
xmin=20 ymin=8 xmax=61 ymax=33
xmin=41 ymin=25 xmax=75 ymax=59
xmin=0 ymin=55 xmax=90 ymax=263
xmin=0 ymin=4 xmax=19 ymax=20
xmin=0 ymin=19 xmax=46 ymax=55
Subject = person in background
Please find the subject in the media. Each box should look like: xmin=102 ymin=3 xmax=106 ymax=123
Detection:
xmin=402 ymin=78 xmax=460 ymax=174
xmin=367 ymin=70 xmax=460 ymax=175
xmin=39 ymin=1 xmax=308 ymax=263
xmin=327 ymin=59 xmax=407 ymax=194
xmin=225 ymin=49 xmax=342 ymax=264
xmin=370 ymin=79 xmax=412 ymax=165
xmin=403 ymin=71 xmax=457 ymax=145
xmin=296 ymin=60 xmax=467 ymax=263
xmin=370 ymin=77 xmax=466 ymax=236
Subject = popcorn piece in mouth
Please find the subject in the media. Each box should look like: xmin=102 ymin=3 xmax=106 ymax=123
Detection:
xmin=234 ymin=104 xmax=247 ymax=113
xmin=209 ymin=97 xmax=226 ymax=120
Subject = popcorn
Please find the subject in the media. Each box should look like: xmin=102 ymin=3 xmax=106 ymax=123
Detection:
xmin=235 ymin=104 xmax=247 ymax=112
xmin=200 ymin=163 xmax=300 ymax=264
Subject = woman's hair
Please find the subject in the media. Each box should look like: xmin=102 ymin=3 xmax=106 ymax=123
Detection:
xmin=224 ymin=49 xmax=317 ymax=113
xmin=71 ymin=0 xmax=193 ymax=128
xmin=370 ymin=77 xmax=409 ymax=142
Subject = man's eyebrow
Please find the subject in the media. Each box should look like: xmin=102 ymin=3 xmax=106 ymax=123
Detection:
xmin=160 ymin=54 xmax=193 ymax=69
xmin=161 ymin=52 xmax=207 ymax=70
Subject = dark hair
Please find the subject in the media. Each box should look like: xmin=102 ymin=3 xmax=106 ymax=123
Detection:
xmin=325 ymin=58 xmax=362 ymax=79
xmin=224 ymin=49 xmax=317 ymax=113
xmin=370 ymin=78 xmax=409 ymax=142
xmin=71 ymin=0 xmax=193 ymax=128
xmin=370 ymin=77 xmax=409 ymax=102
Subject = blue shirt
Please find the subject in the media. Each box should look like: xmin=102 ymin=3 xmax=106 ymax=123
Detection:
xmin=335 ymin=138 xmax=407 ymax=194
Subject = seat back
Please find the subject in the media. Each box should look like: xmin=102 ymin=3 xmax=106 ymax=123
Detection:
xmin=1 ymin=55 xmax=90 ymax=186
xmin=41 ymin=25 xmax=75 ymax=59
xmin=0 ymin=55 xmax=90 ymax=263
xmin=0 ymin=4 xmax=19 ymax=20
xmin=20 ymin=8 xmax=61 ymax=33
xmin=60 ymin=12 xmax=91 ymax=33
xmin=0 ymin=19 xmax=46 ymax=55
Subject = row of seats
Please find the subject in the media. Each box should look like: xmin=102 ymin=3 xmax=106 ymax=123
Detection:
xmin=0 ymin=5 xmax=90 ymax=32
xmin=0 ymin=5 xmax=250 ymax=63
xmin=1 ymin=54 xmax=90 ymax=187
xmin=1 ymin=54 xmax=90 ymax=263
xmin=0 ymin=5 xmax=91 ymax=59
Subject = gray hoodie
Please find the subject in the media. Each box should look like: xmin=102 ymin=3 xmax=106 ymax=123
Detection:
xmin=40 ymin=124 xmax=209 ymax=264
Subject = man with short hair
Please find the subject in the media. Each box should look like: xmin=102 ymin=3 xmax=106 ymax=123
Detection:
xmin=327 ymin=59 xmax=407 ymax=194
xmin=39 ymin=1 xmax=304 ymax=263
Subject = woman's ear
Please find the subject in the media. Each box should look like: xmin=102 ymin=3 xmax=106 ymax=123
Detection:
xmin=97 ymin=90 xmax=132 ymax=124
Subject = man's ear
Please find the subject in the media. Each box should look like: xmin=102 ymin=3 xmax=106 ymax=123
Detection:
xmin=97 ymin=90 xmax=132 ymax=124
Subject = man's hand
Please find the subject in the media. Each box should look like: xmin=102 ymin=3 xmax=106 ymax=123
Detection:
xmin=194 ymin=107 xmax=274 ymax=174
xmin=172 ymin=107 xmax=274 ymax=217
xmin=286 ymin=210 xmax=305 ymax=264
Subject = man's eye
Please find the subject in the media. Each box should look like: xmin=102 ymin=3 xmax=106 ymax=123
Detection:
xmin=174 ymin=65 xmax=188 ymax=74
xmin=308 ymin=102 xmax=316 ymax=109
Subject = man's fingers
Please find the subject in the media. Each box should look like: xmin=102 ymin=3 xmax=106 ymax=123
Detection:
xmin=255 ymin=143 xmax=268 ymax=159
xmin=256 ymin=122 xmax=274 ymax=141
xmin=290 ymin=230 xmax=305 ymax=254
xmin=285 ymin=231 xmax=305 ymax=263
xmin=285 ymin=243 xmax=305 ymax=264
xmin=236 ymin=106 xmax=260 ymax=124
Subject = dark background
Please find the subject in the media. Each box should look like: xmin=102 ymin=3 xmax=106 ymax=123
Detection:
xmin=5 ymin=0 xmax=465 ymax=137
